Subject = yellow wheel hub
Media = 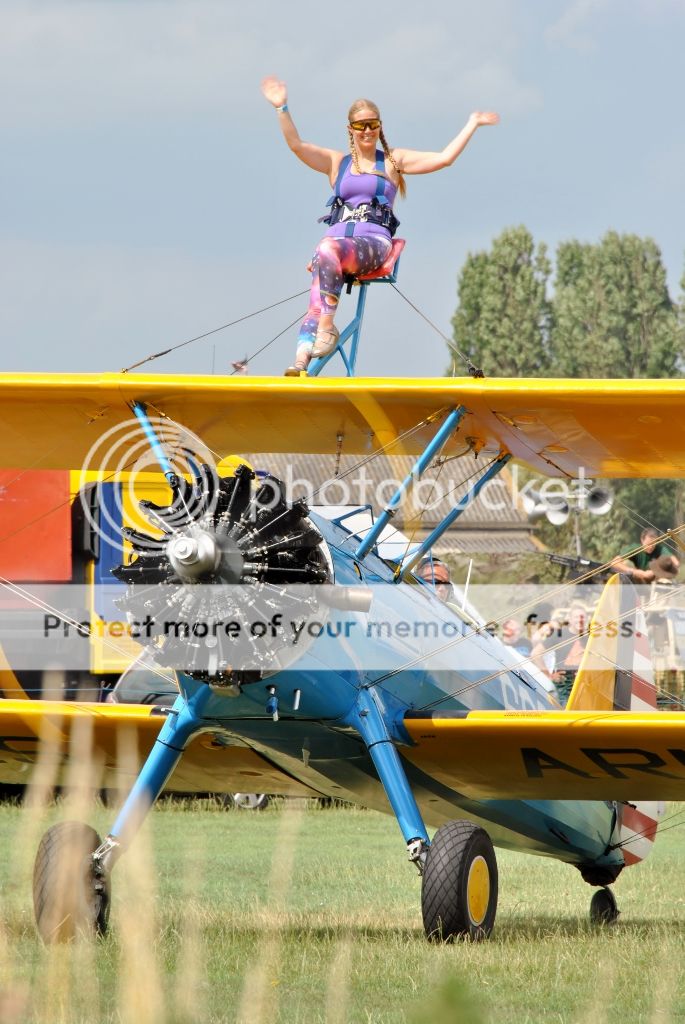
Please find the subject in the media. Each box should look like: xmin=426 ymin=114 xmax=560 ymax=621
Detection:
xmin=466 ymin=855 xmax=490 ymax=926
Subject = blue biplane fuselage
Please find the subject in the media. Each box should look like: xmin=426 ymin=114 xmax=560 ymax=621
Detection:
xmin=109 ymin=509 xmax=623 ymax=881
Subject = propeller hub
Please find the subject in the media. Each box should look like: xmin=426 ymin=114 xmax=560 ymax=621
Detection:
xmin=167 ymin=532 xmax=219 ymax=579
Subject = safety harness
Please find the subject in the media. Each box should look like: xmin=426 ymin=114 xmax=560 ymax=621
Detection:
xmin=319 ymin=150 xmax=400 ymax=238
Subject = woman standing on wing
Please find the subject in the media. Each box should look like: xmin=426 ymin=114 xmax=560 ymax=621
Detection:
xmin=261 ymin=76 xmax=499 ymax=376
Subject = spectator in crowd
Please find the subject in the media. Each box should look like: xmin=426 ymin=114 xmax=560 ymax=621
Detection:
xmin=551 ymin=601 xmax=589 ymax=706
xmin=612 ymin=527 xmax=680 ymax=583
xmin=529 ymin=613 xmax=561 ymax=683
xmin=501 ymin=617 xmax=532 ymax=657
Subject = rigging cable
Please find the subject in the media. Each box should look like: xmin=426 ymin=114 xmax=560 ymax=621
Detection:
xmin=229 ymin=310 xmax=306 ymax=373
xmin=368 ymin=525 xmax=685 ymax=702
xmin=412 ymin=575 xmax=685 ymax=712
xmin=120 ymin=289 xmax=308 ymax=373
xmin=390 ymin=283 xmax=484 ymax=379
xmin=0 ymin=575 xmax=176 ymax=688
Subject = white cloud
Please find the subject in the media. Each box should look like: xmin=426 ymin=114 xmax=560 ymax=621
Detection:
xmin=0 ymin=1 xmax=268 ymax=127
xmin=633 ymin=0 xmax=685 ymax=15
xmin=545 ymin=0 xmax=609 ymax=53
xmin=0 ymin=0 xmax=541 ymax=129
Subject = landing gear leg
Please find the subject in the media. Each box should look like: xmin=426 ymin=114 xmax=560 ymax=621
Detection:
xmin=32 ymin=684 xmax=212 ymax=943
xmin=344 ymin=687 xmax=430 ymax=870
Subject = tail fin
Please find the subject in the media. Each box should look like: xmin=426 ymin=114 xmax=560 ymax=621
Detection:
xmin=567 ymin=573 xmax=663 ymax=865
xmin=567 ymin=573 xmax=654 ymax=712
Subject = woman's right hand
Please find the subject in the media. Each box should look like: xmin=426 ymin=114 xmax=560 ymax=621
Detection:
xmin=468 ymin=111 xmax=500 ymax=128
xmin=261 ymin=76 xmax=288 ymax=108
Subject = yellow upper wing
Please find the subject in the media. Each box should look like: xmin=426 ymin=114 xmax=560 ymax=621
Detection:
xmin=1 ymin=372 xmax=685 ymax=477
xmin=0 ymin=700 xmax=317 ymax=797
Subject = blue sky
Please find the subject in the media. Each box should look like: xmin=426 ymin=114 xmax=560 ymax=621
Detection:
xmin=0 ymin=0 xmax=683 ymax=379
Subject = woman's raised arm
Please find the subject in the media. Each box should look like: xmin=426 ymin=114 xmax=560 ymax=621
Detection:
xmin=261 ymin=76 xmax=342 ymax=180
xmin=393 ymin=111 xmax=499 ymax=175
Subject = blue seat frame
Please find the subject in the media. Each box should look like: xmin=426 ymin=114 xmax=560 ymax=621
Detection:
xmin=307 ymin=255 xmax=402 ymax=378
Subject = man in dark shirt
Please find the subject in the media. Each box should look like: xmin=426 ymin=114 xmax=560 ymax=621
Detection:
xmin=612 ymin=527 xmax=680 ymax=583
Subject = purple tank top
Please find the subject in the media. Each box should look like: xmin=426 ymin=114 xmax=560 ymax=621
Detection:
xmin=325 ymin=155 xmax=398 ymax=240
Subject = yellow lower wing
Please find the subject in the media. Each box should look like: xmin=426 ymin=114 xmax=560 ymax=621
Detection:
xmin=0 ymin=700 xmax=316 ymax=797
xmin=403 ymin=711 xmax=685 ymax=801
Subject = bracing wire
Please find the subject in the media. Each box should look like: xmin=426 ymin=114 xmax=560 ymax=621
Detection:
xmin=0 ymin=410 xmax=452 ymax=657
xmin=120 ymin=289 xmax=309 ymax=373
xmin=610 ymin=805 xmax=685 ymax=853
xmin=229 ymin=310 xmax=306 ymax=372
xmin=373 ymin=525 xmax=685 ymax=705
xmin=412 ymin=575 xmax=685 ymax=712
xmin=390 ymin=283 xmax=483 ymax=378
xmin=0 ymin=575 xmax=176 ymax=687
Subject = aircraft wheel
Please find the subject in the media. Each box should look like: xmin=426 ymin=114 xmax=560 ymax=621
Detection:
xmin=589 ymin=886 xmax=619 ymax=925
xmin=421 ymin=820 xmax=498 ymax=941
xmin=33 ymin=822 xmax=110 ymax=944
xmin=231 ymin=793 xmax=270 ymax=811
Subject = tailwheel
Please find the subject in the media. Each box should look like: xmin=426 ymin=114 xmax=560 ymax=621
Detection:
xmin=589 ymin=886 xmax=619 ymax=925
xmin=33 ymin=822 xmax=110 ymax=943
xmin=421 ymin=820 xmax=498 ymax=941
xmin=231 ymin=793 xmax=270 ymax=810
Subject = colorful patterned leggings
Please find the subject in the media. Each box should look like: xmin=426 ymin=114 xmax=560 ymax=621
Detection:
xmin=297 ymin=234 xmax=392 ymax=349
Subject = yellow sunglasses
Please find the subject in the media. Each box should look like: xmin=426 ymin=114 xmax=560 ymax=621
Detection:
xmin=349 ymin=119 xmax=381 ymax=132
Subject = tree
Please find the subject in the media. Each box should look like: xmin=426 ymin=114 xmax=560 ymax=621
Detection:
xmin=679 ymin=261 xmax=685 ymax=361
xmin=527 ymin=478 xmax=681 ymax=568
xmin=583 ymin=479 xmax=682 ymax=564
xmin=451 ymin=226 xmax=552 ymax=377
xmin=547 ymin=233 xmax=684 ymax=558
xmin=449 ymin=230 xmax=685 ymax=574
xmin=549 ymin=232 xmax=682 ymax=377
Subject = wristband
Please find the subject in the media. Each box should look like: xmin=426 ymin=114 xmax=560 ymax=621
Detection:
xmin=276 ymin=103 xmax=288 ymax=113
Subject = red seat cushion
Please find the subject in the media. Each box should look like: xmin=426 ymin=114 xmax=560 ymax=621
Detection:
xmin=357 ymin=238 xmax=406 ymax=282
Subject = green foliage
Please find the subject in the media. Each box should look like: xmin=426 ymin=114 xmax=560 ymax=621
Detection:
xmin=450 ymin=230 xmax=685 ymax=571
xmin=549 ymin=232 xmax=682 ymax=377
xmin=579 ymin=479 xmax=682 ymax=563
xmin=452 ymin=228 xmax=683 ymax=380
xmin=451 ymin=226 xmax=552 ymax=377
xmin=525 ymin=479 xmax=681 ymax=566
xmin=679 ymin=261 xmax=685 ymax=353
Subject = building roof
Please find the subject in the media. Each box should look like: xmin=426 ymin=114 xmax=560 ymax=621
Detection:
xmin=252 ymin=452 xmax=538 ymax=556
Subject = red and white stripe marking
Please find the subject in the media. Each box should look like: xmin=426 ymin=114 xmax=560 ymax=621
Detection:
xmin=619 ymin=802 xmax=662 ymax=866
xmin=619 ymin=609 xmax=663 ymax=864
xmin=629 ymin=613 xmax=656 ymax=713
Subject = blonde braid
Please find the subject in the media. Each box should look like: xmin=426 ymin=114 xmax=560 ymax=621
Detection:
xmin=379 ymin=126 xmax=406 ymax=198
xmin=347 ymin=127 xmax=362 ymax=174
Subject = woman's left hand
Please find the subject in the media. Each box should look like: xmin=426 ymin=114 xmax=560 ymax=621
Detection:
xmin=469 ymin=111 xmax=500 ymax=127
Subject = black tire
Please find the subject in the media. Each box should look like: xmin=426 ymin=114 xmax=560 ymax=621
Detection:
xmin=421 ymin=820 xmax=498 ymax=941
xmin=589 ymin=886 xmax=619 ymax=925
xmin=33 ymin=822 xmax=110 ymax=944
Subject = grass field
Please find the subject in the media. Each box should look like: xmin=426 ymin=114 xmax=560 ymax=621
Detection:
xmin=1 ymin=797 xmax=685 ymax=1023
